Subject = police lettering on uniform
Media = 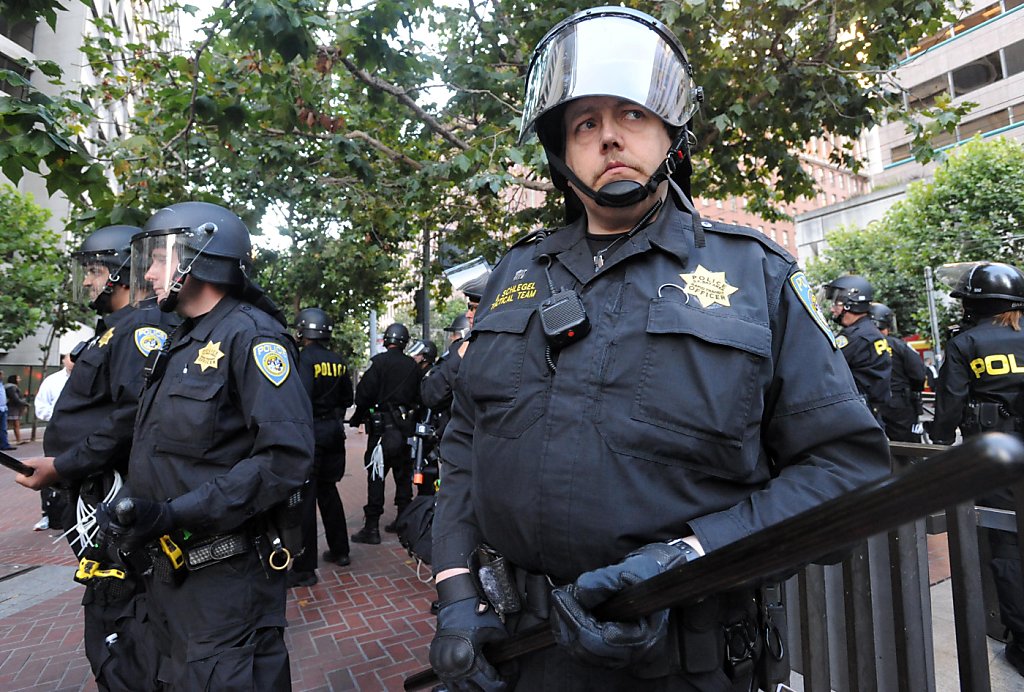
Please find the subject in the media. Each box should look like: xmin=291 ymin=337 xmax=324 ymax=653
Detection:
xmin=97 ymin=202 xmax=314 ymax=689
xmin=349 ymin=322 xmax=423 ymax=543
xmin=930 ymin=261 xmax=1024 ymax=676
xmin=16 ymin=224 xmax=179 ymax=691
xmin=290 ymin=307 xmax=354 ymax=587
xmin=427 ymin=8 xmax=890 ymax=691
xmin=870 ymin=303 xmax=927 ymax=442
xmin=822 ymin=274 xmax=892 ymax=420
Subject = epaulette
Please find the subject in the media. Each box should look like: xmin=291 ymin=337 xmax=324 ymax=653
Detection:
xmin=508 ymin=228 xmax=552 ymax=251
xmin=697 ymin=218 xmax=794 ymax=261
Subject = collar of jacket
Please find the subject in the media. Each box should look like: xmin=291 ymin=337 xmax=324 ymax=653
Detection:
xmin=531 ymin=197 xmax=693 ymax=285
xmin=177 ymin=295 xmax=241 ymax=345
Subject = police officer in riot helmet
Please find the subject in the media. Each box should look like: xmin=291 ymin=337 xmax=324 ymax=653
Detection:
xmin=96 ymin=202 xmax=313 ymax=689
xmin=870 ymin=303 xmax=926 ymax=443
xmin=822 ymin=274 xmax=892 ymax=421
xmin=16 ymin=223 xmax=179 ymax=691
xmin=349 ymin=322 xmax=422 ymax=542
xmin=427 ymin=8 xmax=889 ymax=690
xmin=420 ymin=313 xmax=473 ymax=450
xmin=931 ymin=261 xmax=1024 ymax=675
xmin=409 ymin=339 xmax=439 ymax=372
xmin=290 ymin=307 xmax=354 ymax=586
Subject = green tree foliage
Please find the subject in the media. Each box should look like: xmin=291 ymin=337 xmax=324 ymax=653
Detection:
xmin=807 ymin=137 xmax=1024 ymax=338
xmin=0 ymin=185 xmax=64 ymax=349
xmin=0 ymin=0 xmax=976 ymax=349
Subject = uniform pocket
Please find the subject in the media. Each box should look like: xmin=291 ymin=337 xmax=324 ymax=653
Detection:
xmin=612 ymin=299 xmax=771 ymax=478
xmin=68 ymin=347 xmax=103 ymax=399
xmin=463 ymin=308 xmax=544 ymax=438
xmin=159 ymin=378 xmax=224 ymax=456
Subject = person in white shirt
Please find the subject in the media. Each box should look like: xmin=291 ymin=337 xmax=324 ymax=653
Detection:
xmin=30 ymin=353 xmax=73 ymax=530
xmin=34 ymin=353 xmax=74 ymax=423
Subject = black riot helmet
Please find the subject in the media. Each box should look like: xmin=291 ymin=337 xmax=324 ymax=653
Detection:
xmin=71 ymin=224 xmax=139 ymax=313
xmin=382 ymin=323 xmax=410 ymax=348
xmin=444 ymin=313 xmax=470 ymax=339
xmin=869 ymin=303 xmax=895 ymax=332
xmin=460 ymin=273 xmax=488 ymax=304
xmin=131 ymin=202 xmax=252 ymax=312
xmin=521 ymin=7 xmax=704 ymax=221
xmin=822 ymin=275 xmax=874 ymax=314
xmin=950 ymin=262 xmax=1024 ymax=316
xmin=296 ymin=307 xmax=333 ymax=340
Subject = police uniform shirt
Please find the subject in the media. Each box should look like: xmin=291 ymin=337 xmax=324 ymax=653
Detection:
xmin=299 ymin=340 xmax=353 ymax=420
xmin=887 ymin=335 xmax=926 ymax=396
xmin=836 ymin=316 xmax=892 ymax=407
xmin=932 ymin=319 xmax=1024 ymax=442
xmin=45 ymin=304 xmax=180 ymax=480
xmin=420 ymin=341 xmax=464 ymax=437
xmin=352 ymin=347 xmax=422 ymax=419
xmin=130 ymin=296 xmax=314 ymax=537
xmin=433 ymin=197 xmax=890 ymax=582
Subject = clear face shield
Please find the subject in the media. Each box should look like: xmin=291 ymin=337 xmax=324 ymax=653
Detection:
xmin=70 ymin=254 xmax=115 ymax=305
xmin=443 ymin=256 xmax=490 ymax=294
xmin=130 ymin=230 xmax=189 ymax=308
xmin=519 ymin=10 xmax=700 ymax=144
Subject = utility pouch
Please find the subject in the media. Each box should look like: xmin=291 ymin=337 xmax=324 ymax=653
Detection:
xmin=680 ymin=597 xmax=722 ymax=674
xmin=148 ymin=544 xmax=186 ymax=586
xmin=185 ymin=533 xmax=249 ymax=571
xmin=369 ymin=410 xmax=385 ymax=436
xmin=756 ymin=583 xmax=790 ymax=688
xmin=977 ymin=402 xmax=1003 ymax=429
xmin=473 ymin=544 xmax=521 ymax=617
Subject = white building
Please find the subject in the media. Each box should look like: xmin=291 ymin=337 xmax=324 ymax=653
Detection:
xmin=796 ymin=1 xmax=1024 ymax=261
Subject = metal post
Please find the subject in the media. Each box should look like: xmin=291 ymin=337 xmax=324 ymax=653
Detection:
xmin=422 ymin=225 xmax=431 ymax=340
xmin=925 ymin=266 xmax=943 ymax=360
xmin=369 ymin=309 xmax=379 ymax=356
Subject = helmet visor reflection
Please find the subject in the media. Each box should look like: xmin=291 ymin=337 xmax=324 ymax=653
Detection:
xmin=520 ymin=11 xmax=698 ymax=144
xmin=130 ymin=232 xmax=188 ymax=308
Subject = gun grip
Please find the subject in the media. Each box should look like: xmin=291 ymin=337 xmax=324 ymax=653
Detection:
xmin=114 ymin=498 xmax=136 ymax=526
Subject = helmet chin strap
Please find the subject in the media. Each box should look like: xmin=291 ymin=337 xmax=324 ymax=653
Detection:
xmin=547 ymin=128 xmax=691 ymax=208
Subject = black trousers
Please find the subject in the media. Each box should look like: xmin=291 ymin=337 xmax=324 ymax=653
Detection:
xmin=881 ymin=398 xmax=921 ymax=442
xmin=362 ymin=429 xmax=413 ymax=521
xmin=294 ymin=457 xmax=349 ymax=571
xmin=142 ymin=549 xmax=291 ymax=690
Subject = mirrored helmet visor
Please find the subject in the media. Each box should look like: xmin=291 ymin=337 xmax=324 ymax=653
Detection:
xmin=519 ymin=10 xmax=699 ymax=144
xmin=70 ymin=252 xmax=116 ymax=305
xmin=130 ymin=230 xmax=189 ymax=308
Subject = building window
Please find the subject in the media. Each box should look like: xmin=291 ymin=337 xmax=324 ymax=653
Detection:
xmin=960 ymin=108 xmax=1011 ymax=137
xmin=891 ymin=143 xmax=912 ymax=162
xmin=1005 ymin=38 xmax=1024 ymax=78
xmin=783 ymin=230 xmax=790 ymax=246
xmin=0 ymin=18 xmax=36 ymax=51
xmin=715 ymin=199 xmax=723 ymax=209
xmin=828 ymin=170 xmax=834 ymax=184
xmin=952 ymin=51 xmax=1003 ymax=97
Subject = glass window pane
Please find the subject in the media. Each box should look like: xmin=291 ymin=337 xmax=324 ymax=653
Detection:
xmin=1006 ymin=39 xmax=1024 ymax=78
xmin=952 ymin=52 xmax=1003 ymax=97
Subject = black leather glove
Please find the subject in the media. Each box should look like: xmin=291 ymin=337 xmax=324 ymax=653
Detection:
xmin=96 ymin=498 xmax=175 ymax=553
xmin=549 ymin=540 xmax=696 ymax=670
xmin=428 ymin=573 xmax=509 ymax=691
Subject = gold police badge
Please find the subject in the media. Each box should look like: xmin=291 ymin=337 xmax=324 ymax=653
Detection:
xmin=679 ymin=265 xmax=739 ymax=308
xmin=98 ymin=327 xmax=115 ymax=347
xmin=195 ymin=341 xmax=225 ymax=372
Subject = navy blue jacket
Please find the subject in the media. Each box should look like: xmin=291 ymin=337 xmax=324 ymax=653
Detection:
xmin=433 ymin=197 xmax=890 ymax=583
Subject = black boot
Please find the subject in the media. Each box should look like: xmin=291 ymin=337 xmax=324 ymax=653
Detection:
xmin=351 ymin=519 xmax=381 ymax=545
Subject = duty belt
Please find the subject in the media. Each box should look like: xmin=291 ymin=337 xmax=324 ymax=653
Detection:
xmin=183 ymin=532 xmax=250 ymax=570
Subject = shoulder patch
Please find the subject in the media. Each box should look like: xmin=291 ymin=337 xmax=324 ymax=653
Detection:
xmin=789 ymin=271 xmax=837 ymax=349
xmin=134 ymin=326 xmax=168 ymax=356
xmin=253 ymin=342 xmax=290 ymax=386
xmin=835 ymin=335 xmax=849 ymax=349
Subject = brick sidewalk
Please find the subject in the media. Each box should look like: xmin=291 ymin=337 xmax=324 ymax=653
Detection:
xmin=0 ymin=430 xmax=435 ymax=691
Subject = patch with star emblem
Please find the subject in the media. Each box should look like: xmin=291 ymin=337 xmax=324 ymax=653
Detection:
xmin=195 ymin=341 xmax=225 ymax=372
xmin=253 ymin=342 xmax=290 ymax=386
xmin=679 ymin=264 xmax=739 ymax=308
xmin=134 ymin=327 xmax=168 ymax=356
xmin=97 ymin=328 xmax=115 ymax=347
xmin=788 ymin=271 xmax=837 ymax=349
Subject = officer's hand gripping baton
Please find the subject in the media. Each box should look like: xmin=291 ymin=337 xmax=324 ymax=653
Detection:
xmin=404 ymin=433 xmax=1024 ymax=690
